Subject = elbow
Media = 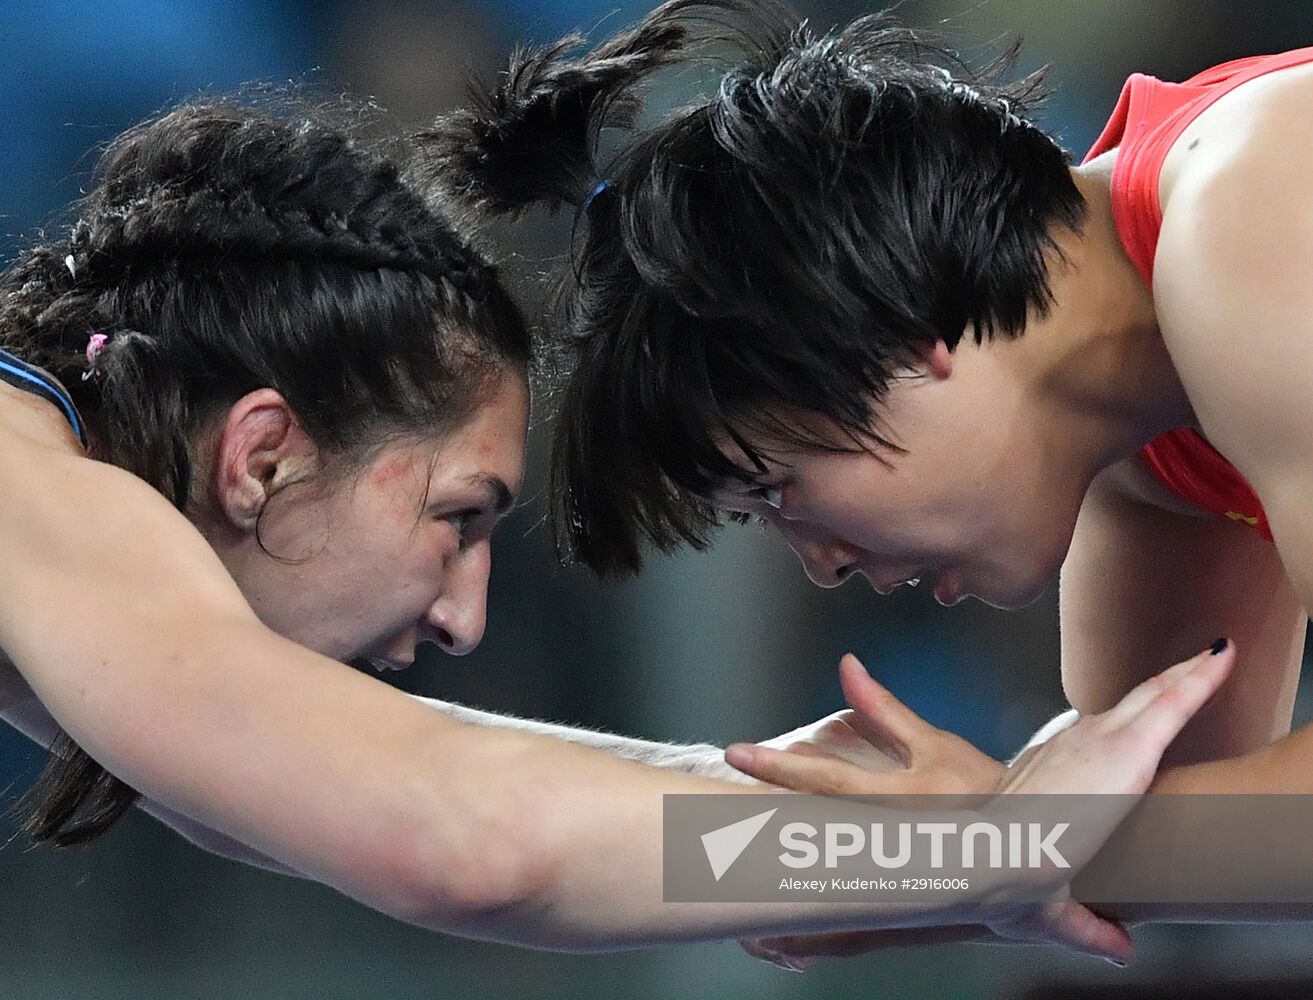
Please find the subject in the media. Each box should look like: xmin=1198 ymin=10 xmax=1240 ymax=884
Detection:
xmin=369 ymin=835 xmax=544 ymax=934
xmin=361 ymin=795 xmax=559 ymax=939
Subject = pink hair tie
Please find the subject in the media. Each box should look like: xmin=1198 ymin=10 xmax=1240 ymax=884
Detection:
xmin=82 ymin=331 xmax=109 ymax=381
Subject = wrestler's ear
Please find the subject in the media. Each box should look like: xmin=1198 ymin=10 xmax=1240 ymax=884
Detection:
xmin=892 ymin=340 xmax=954 ymax=382
xmin=213 ymin=388 xmax=320 ymax=533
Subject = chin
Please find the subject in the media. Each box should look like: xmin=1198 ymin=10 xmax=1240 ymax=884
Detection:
xmin=978 ymin=535 xmax=1070 ymax=610
xmin=978 ymin=588 xmax=1045 ymax=611
xmin=975 ymin=570 xmax=1053 ymax=610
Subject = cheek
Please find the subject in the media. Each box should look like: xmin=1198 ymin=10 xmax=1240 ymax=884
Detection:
xmin=837 ymin=468 xmax=980 ymax=557
xmin=348 ymin=532 xmax=452 ymax=634
xmin=966 ymin=490 xmax=1073 ymax=588
xmin=791 ymin=460 xmax=901 ymax=547
xmin=414 ymin=528 xmax=456 ymax=581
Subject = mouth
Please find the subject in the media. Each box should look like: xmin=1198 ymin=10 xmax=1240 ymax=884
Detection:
xmin=367 ymin=657 xmax=413 ymax=673
xmin=872 ymin=573 xmax=923 ymax=596
xmin=933 ymin=569 xmax=966 ymax=607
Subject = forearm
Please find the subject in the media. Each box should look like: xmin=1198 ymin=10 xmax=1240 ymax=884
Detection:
xmin=1071 ymin=726 xmax=1313 ymax=924
xmin=1149 ymin=715 xmax=1313 ymax=796
xmin=449 ymin=726 xmax=990 ymax=950
xmin=6 ymin=682 xmax=740 ymax=876
xmin=6 ymin=675 xmax=934 ymax=941
xmin=147 ymin=689 xmax=744 ymax=875
xmin=409 ymin=695 xmax=746 ymax=781
xmin=1007 ymin=710 xmax=1313 ymax=923
xmin=9 ymin=637 xmax=979 ymax=948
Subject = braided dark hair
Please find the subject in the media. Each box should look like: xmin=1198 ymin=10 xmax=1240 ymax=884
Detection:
xmin=424 ymin=0 xmax=1084 ymax=576
xmin=2 ymin=96 xmax=530 ymax=844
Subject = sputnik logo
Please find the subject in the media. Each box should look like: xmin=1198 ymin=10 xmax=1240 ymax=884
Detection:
xmin=700 ymin=808 xmax=778 ymax=881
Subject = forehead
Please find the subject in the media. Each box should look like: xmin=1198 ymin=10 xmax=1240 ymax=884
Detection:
xmin=708 ymin=408 xmax=848 ymax=479
xmin=368 ymin=372 xmax=529 ymax=495
xmin=445 ymin=370 xmax=528 ymax=455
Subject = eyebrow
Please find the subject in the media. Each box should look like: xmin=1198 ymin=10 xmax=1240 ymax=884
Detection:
xmin=463 ymin=472 xmax=516 ymax=515
xmin=422 ymin=472 xmax=516 ymax=521
xmin=710 ymin=470 xmax=775 ymax=495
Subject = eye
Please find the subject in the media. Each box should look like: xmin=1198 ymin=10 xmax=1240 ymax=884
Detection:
xmin=748 ymin=485 xmax=783 ymax=510
xmin=439 ymin=509 xmax=483 ymax=549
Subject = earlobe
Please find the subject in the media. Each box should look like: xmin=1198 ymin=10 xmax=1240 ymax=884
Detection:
xmin=212 ymin=388 xmax=315 ymax=533
xmin=922 ymin=339 xmax=954 ymax=381
xmin=892 ymin=339 xmax=955 ymax=381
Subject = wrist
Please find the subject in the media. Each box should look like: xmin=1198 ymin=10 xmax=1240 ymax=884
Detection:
xmin=1008 ymin=708 xmax=1080 ymax=766
xmin=680 ymin=745 xmax=761 ymax=784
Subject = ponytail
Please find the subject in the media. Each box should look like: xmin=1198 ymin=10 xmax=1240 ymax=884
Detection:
xmin=424 ymin=1 xmax=1082 ymax=580
xmin=411 ymin=0 xmax=792 ymax=218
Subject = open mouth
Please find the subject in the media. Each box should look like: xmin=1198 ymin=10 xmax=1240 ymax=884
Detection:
xmin=368 ymin=657 xmax=412 ymax=673
xmin=873 ymin=574 xmax=923 ymax=596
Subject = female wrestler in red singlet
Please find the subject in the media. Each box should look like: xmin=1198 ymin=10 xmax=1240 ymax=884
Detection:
xmin=734 ymin=42 xmax=1313 ymax=958
xmin=429 ymin=2 xmax=1313 ymax=960
xmin=732 ymin=50 xmax=1313 ymax=960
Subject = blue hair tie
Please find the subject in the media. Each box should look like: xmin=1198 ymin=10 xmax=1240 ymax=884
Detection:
xmin=582 ymin=179 xmax=611 ymax=212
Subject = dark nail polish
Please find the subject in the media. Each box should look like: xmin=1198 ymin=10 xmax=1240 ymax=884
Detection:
xmin=1210 ymin=637 xmax=1229 ymax=655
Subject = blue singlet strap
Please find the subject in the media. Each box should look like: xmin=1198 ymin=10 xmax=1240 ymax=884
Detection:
xmin=0 ymin=348 xmax=87 ymax=445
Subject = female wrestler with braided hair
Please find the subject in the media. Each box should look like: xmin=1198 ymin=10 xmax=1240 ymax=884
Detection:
xmin=425 ymin=0 xmax=1313 ymax=960
xmin=0 ymin=89 xmax=1232 ymax=963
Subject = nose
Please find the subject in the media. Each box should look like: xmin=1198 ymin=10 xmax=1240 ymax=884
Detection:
xmin=423 ymin=546 xmax=491 ymax=656
xmin=775 ymin=521 xmax=859 ymax=589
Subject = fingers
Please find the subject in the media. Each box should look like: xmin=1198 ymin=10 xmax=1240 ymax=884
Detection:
xmin=837 ymin=653 xmax=932 ymax=765
xmin=739 ymin=937 xmax=811 ymax=973
xmin=1011 ymin=900 xmax=1134 ymax=966
xmin=751 ymin=910 xmax=1132 ymax=967
xmin=1099 ymin=640 xmax=1232 ymax=729
xmin=1120 ymin=642 xmax=1234 ymax=754
xmin=755 ymin=926 xmax=994 ymax=958
xmin=724 ymin=742 xmax=898 ymax=794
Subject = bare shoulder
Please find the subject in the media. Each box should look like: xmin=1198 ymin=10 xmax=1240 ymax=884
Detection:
xmin=1152 ymin=63 xmax=1313 ymax=486
xmin=1159 ymin=60 xmax=1313 ymax=219
xmin=0 ymin=387 xmax=254 ymax=690
xmin=0 ymin=387 xmax=79 ymax=714
xmin=0 ymin=379 xmax=83 ymax=452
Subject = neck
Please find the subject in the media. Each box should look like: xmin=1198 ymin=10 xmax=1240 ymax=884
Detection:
xmin=1017 ymin=161 xmax=1197 ymax=480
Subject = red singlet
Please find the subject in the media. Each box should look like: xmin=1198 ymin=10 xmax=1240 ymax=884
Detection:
xmin=1083 ymin=47 xmax=1313 ymax=543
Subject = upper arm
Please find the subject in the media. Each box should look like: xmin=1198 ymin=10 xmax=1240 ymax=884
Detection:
xmin=1154 ymin=88 xmax=1313 ymax=611
xmin=0 ymin=692 xmax=302 ymax=876
xmin=0 ymin=426 xmax=527 ymax=922
xmin=1060 ymin=462 xmax=1306 ymax=765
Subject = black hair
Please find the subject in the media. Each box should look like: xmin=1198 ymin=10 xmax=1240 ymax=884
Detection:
xmin=2 ymin=94 xmax=530 ymax=845
xmin=424 ymin=0 xmax=1085 ymax=576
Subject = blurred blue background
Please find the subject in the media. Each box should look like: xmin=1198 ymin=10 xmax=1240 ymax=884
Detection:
xmin=3 ymin=1 xmax=1313 ymax=997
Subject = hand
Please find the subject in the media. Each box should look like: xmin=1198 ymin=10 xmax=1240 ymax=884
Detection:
xmin=733 ymin=655 xmax=1007 ymax=971
xmin=727 ymin=654 xmax=1005 ymax=796
xmin=740 ymin=642 xmax=1236 ymax=971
